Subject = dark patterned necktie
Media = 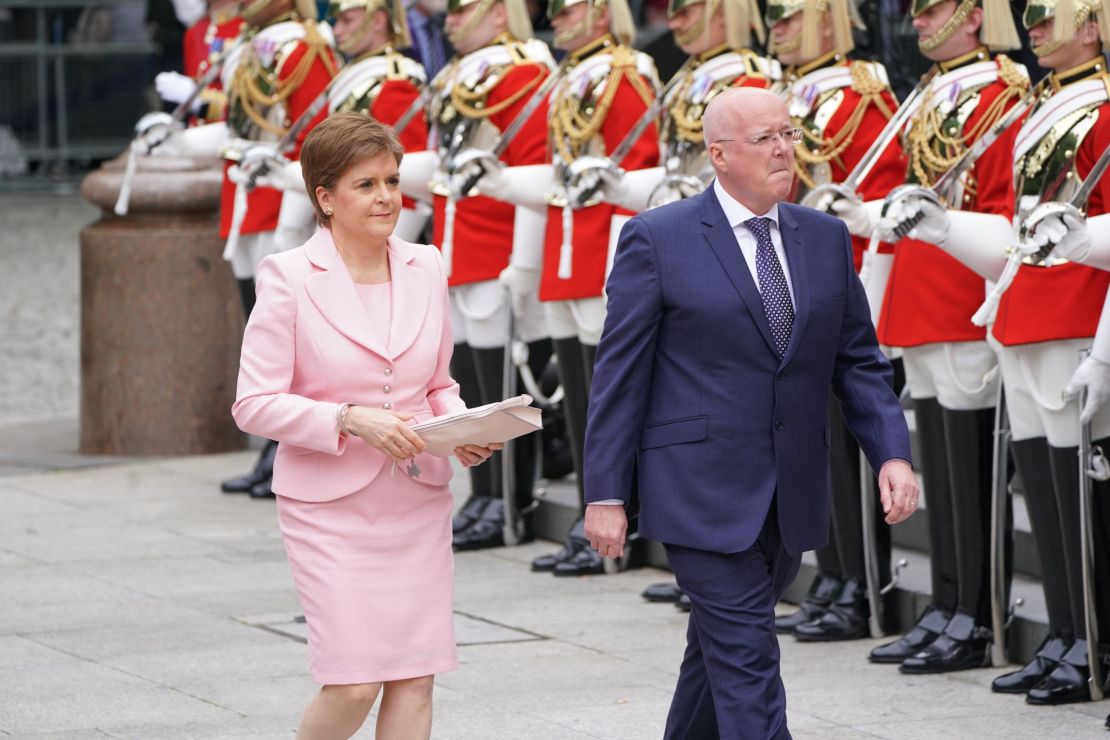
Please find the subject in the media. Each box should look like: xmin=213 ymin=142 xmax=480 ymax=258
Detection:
xmin=744 ymin=217 xmax=794 ymax=358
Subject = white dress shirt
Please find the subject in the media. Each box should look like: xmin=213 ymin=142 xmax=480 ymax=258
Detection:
xmin=712 ymin=179 xmax=796 ymax=310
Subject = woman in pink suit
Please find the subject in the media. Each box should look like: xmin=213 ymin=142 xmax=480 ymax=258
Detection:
xmin=232 ymin=112 xmax=500 ymax=740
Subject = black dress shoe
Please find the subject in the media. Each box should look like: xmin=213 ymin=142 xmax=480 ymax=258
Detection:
xmin=900 ymin=612 xmax=991 ymax=674
xmin=992 ymin=636 xmax=1068 ymax=694
xmin=794 ymin=579 xmax=869 ymax=642
xmin=1027 ymin=640 xmax=1101 ymax=705
xmin=643 ymin=583 xmax=683 ymax=603
xmin=249 ymin=478 xmax=275 ymax=499
xmin=676 ymin=594 xmax=692 ymax=612
xmin=453 ymin=500 xmax=505 ymax=551
xmin=222 ymin=440 xmax=277 ymax=493
xmin=552 ymin=546 xmax=605 ymax=576
xmin=532 ymin=519 xmax=587 ymax=572
xmin=775 ymin=572 xmax=842 ymax=634
xmin=452 ymin=495 xmax=490 ymax=534
xmin=869 ymin=604 xmax=951 ymax=664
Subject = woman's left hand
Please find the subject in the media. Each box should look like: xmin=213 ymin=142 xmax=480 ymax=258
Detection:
xmin=454 ymin=442 xmax=504 ymax=468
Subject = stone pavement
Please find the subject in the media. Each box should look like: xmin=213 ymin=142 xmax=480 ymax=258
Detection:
xmin=0 ymin=449 xmax=1108 ymax=739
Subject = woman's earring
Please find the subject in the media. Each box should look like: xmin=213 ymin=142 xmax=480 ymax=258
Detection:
xmin=324 ymin=208 xmax=333 ymax=216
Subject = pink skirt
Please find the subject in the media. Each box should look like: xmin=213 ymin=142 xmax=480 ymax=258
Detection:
xmin=276 ymin=468 xmax=458 ymax=685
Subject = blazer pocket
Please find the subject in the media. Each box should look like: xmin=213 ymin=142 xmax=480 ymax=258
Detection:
xmin=816 ymin=295 xmax=846 ymax=313
xmin=640 ymin=416 xmax=708 ymax=450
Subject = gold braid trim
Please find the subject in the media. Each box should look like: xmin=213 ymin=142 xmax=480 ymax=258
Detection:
xmin=449 ymin=57 xmax=545 ymax=120
xmin=906 ymin=59 xmax=1027 ymax=191
xmin=230 ymin=20 xmax=337 ymax=137
xmin=793 ymin=62 xmax=894 ymax=189
xmin=552 ymin=46 xmax=655 ymax=162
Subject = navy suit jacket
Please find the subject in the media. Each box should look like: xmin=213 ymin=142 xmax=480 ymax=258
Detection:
xmin=582 ymin=187 xmax=912 ymax=555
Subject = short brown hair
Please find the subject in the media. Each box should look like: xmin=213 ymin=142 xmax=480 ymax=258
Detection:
xmin=299 ymin=112 xmax=405 ymax=227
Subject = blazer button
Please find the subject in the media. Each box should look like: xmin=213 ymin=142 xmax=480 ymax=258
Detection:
xmin=384 ymin=368 xmax=393 ymax=376
xmin=384 ymin=385 xmax=392 ymax=393
xmin=383 ymin=402 xmax=392 ymax=410
xmin=774 ymin=420 xmax=784 ymax=431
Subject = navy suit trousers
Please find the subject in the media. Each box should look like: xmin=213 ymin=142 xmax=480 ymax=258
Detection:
xmin=663 ymin=500 xmax=801 ymax=740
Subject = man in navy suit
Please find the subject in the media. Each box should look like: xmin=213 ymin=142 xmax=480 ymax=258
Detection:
xmin=583 ymin=88 xmax=919 ymax=739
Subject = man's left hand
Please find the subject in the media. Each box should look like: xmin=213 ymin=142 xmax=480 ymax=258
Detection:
xmin=878 ymin=459 xmax=918 ymax=524
xmin=585 ymin=503 xmax=628 ymax=559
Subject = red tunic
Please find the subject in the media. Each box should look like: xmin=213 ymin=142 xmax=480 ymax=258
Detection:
xmin=992 ymin=100 xmax=1110 ymax=346
xmin=371 ymin=77 xmax=427 ymax=209
xmin=539 ymin=77 xmax=659 ymax=302
xmin=432 ymin=63 xmax=550 ymax=287
xmin=792 ymin=61 xmax=905 ymax=273
xmin=878 ymin=73 xmax=1023 ymax=347
xmin=218 ymin=35 xmax=338 ymax=238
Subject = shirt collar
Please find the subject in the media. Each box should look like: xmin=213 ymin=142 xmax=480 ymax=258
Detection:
xmin=712 ymin=179 xmax=780 ymax=231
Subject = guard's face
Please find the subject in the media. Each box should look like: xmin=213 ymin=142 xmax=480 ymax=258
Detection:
xmin=912 ymin=0 xmax=975 ymax=61
xmin=668 ymin=3 xmax=726 ymax=56
xmin=317 ymin=153 xmax=403 ymax=246
xmin=1028 ymin=17 xmax=1100 ymax=71
xmin=551 ymin=3 xmax=594 ymax=51
xmin=445 ymin=2 xmax=501 ymax=54
xmin=708 ymin=97 xmax=795 ymax=211
xmin=333 ymin=8 xmax=369 ymax=50
xmin=771 ymin=13 xmax=804 ymax=65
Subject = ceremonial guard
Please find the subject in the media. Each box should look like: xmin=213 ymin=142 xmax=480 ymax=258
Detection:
xmin=493 ymin=0 xmax=661 ymax=575
xmin=244 ymin=0 xmax=431 ymax=241
xmin=153 ymin=0 xmax=245 ymax=125
xmin=397 ymin=0 xmax=556 ymax=551
xmin=764 ymin=0 xmax=906 ymax=641
xmin=835 ymin=0 xmax=1028 ymax=671
xmin=878 ymin=0 xmax=1110 ymax=703
xmin=131 ymin=0 xmax=338 ymax=497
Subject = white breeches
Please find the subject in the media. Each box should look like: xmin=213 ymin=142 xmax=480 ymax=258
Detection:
xmin=449 ymin=280 xmax=547 ymax=349
xmin=994 ymin=336 xmax=1110 ymax=445
xmin=226 ymin=231 xmax=279 ymax=280
xmin=543 ymin=297 xmax=607 ymax=345
xmin=902 ymin=341 xmax=999 ymax=411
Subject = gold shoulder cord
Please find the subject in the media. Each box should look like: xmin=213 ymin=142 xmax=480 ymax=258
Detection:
xmin=552 ymin=46 xmax=655 ymax=162
xmin=230 ymin=19 xmax=338 ymax=137
xmin=793 ymin=61 xmax=895 ymax=189
xmin=906 ymin=54 xmax=1028 ymax=191
xmin=449 ymin=39 xmax=545 ymax=120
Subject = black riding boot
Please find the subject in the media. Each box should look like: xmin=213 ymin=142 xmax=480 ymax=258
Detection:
xmin=221 ymin=439 xmax=277 ymax=493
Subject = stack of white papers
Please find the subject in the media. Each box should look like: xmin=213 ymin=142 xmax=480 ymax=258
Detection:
xmin=411 ymin=395 xmax=543 ymax=457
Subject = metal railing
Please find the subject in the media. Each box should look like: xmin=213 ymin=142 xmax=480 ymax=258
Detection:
xmin=0 ymin=0 xmax=159 ymax=180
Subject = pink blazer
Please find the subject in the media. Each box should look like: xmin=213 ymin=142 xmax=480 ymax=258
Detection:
xmin=232 ymin=228 xmax=466 ymax=503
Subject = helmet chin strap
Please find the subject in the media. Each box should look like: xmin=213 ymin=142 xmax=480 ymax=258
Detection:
xmin=673 ymin=0 xmax=719 ymax=47
xmin=554 ymin=0 xmax=604 ymax=46
xmin=917 ymin=0 xmax=975 ymax=53
xmin=448 ymin=0 xmax=499 ymax=46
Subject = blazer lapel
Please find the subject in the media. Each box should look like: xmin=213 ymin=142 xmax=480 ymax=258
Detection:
xmin=778 ymin=204 xmax=811 ymax=368
xmin=304 ymin=229 xmax=390 ymax=358
xmin=385 ymin=236 xmax=429 ymax=358
xmin=699 ymin=191 xmax=777 ymax=357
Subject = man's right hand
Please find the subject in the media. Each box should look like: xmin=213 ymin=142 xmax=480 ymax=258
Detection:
xmin=155 ymin=71 xmax=199 ymax=107
xmin=585 ymin=502 xmax=628 ymax=559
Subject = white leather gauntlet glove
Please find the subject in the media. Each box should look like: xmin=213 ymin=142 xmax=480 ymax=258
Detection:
xmin=830 ymin=198 xmax=882 ymax=238
xmin=155 ymin=71 xmax=199 ymax=108
xmin=1066 ymin=356 xmax=1110 ymax=424
xmin=877 ymin=193 xmax=949 ymax=246
xmin=1018 ymin=209 xmax=1090 ymax=263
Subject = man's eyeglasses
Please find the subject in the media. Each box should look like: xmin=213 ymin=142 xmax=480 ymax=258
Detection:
xmin=714 ymin=128 xmax=804 ymax=148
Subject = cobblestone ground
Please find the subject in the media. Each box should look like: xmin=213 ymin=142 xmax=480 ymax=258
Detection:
xmin=0 ymin=193 xmax=94 ymax=424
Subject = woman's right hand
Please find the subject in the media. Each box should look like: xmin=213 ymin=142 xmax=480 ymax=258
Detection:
xmin=343 ymin=406 xmax=426 ymax=462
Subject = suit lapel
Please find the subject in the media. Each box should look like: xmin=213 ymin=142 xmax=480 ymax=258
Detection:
xmin=304 ymin=229 xmax=390 ymax=358
xmin=385 ymin=237 xmax=429 ymax=358
xmin=778 ymin=204 xmax=810 ymax=368
xmin=699 ymin=191 xmax=777 ymax=357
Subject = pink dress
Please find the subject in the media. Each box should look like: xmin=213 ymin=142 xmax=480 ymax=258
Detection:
xmin=274 ymin=281 xmax=458 ymax=685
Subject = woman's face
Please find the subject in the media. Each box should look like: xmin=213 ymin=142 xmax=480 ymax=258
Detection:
xmin=317 ymin=152 xmax=402 ymax=246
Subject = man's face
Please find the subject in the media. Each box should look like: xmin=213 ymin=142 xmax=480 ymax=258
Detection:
xmin=708 ymin=94 xmax=795 ymax=211
xmin=668 ymin=2 xmax=727 ymax=55
xmin=445 ymin=1 xmax=503 ymax=53
xmin=333 ymin=7 xmax=373 ymax=54
xmin=771 ymin=13 xmax=804 ymax=65
xmin=912 ymin=0 xmax=978 ymax=61
xmin=1027 ymin=17 xmax=1101 ymax=71
xmin=552 ymin=3 xmax=606 ymax=51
